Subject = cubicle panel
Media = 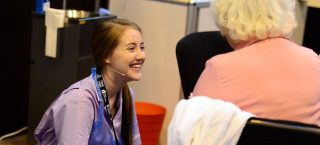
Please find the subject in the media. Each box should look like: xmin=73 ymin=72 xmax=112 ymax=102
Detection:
xmin=197 ymin=6 xmax=219 ymax=32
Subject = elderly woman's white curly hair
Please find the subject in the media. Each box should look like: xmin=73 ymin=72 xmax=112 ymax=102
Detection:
xmin=211 ymin=0 xmax=297 ymax=41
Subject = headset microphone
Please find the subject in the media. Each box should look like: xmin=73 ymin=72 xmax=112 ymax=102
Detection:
xmin=107 ymin=65 xmax=126 ymax=76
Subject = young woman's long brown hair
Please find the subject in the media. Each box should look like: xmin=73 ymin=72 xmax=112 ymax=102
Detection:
xmin=91 ymin=19 xmax=142 ymax=145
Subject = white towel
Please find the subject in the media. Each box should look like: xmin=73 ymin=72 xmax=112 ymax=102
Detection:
xmin=168 ymin=96 xmax=254 ymax=145
xmin=45 ymin=7 xmax=65 ymax=58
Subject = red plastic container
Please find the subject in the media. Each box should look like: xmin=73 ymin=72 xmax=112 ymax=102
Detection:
xmin=135 ymin=102 xmax=166 ymax=145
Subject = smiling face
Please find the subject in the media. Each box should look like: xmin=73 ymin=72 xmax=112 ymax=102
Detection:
xmin=106 ymin=27 xmax=146 ymax=81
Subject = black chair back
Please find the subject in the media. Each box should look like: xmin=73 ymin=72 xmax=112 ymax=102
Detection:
xmin=176 ymin=31 xmax=233 ymax=98
xmin=239 ymin=117 xmax=320 ymax=145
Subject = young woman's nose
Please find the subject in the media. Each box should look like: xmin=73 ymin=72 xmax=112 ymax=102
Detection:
xmin=136 ymin=48 xmax=146 ymax=60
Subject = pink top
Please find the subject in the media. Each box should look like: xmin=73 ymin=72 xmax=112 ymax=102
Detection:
xmin=191 ymin=37 xmax=320 ymax=126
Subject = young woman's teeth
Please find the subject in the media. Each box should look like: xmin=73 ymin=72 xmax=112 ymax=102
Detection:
xmin=131 ymin=64 xmax=141 ymax=69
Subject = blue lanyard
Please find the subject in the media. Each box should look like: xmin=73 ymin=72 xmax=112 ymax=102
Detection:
xmin=92 ymin=68 xmax=119 ymax=145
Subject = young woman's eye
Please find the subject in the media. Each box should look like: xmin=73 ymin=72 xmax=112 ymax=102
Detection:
xmin=127 ymin=45 xmax=135 ymax=51
xmin=140 ymin=46 xmax=145 ymax=51
xmin=140 ymin=44 xmax=145 ymax=51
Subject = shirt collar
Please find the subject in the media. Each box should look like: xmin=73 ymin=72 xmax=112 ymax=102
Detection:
xmin=235 ymin=36 xmax=293 ymax=50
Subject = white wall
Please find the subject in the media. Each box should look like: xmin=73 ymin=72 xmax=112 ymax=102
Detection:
xmin=292 ymin=0 xmax=308 ymax=45
xmin=197 ymin=6 xmax=219 ymax=32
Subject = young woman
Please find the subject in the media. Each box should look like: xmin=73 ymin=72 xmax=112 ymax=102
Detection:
xmin=35 ymin=19 xmax=145 ymax=145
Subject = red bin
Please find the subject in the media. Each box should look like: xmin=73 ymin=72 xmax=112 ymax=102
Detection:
xmin=135 ymin=102 xmax=166 ymax=145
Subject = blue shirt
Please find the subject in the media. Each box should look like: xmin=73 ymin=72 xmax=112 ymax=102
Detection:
xmin=34 ymin=69 xmax=141 ymax=145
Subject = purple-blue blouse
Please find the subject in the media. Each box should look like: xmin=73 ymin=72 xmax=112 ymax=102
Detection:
xmin=34 ymin=69 xmax=141 ymax=145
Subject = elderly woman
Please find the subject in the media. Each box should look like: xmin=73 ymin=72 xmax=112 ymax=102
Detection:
xmin=191 ymin=0 xmax=320 ymax=126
